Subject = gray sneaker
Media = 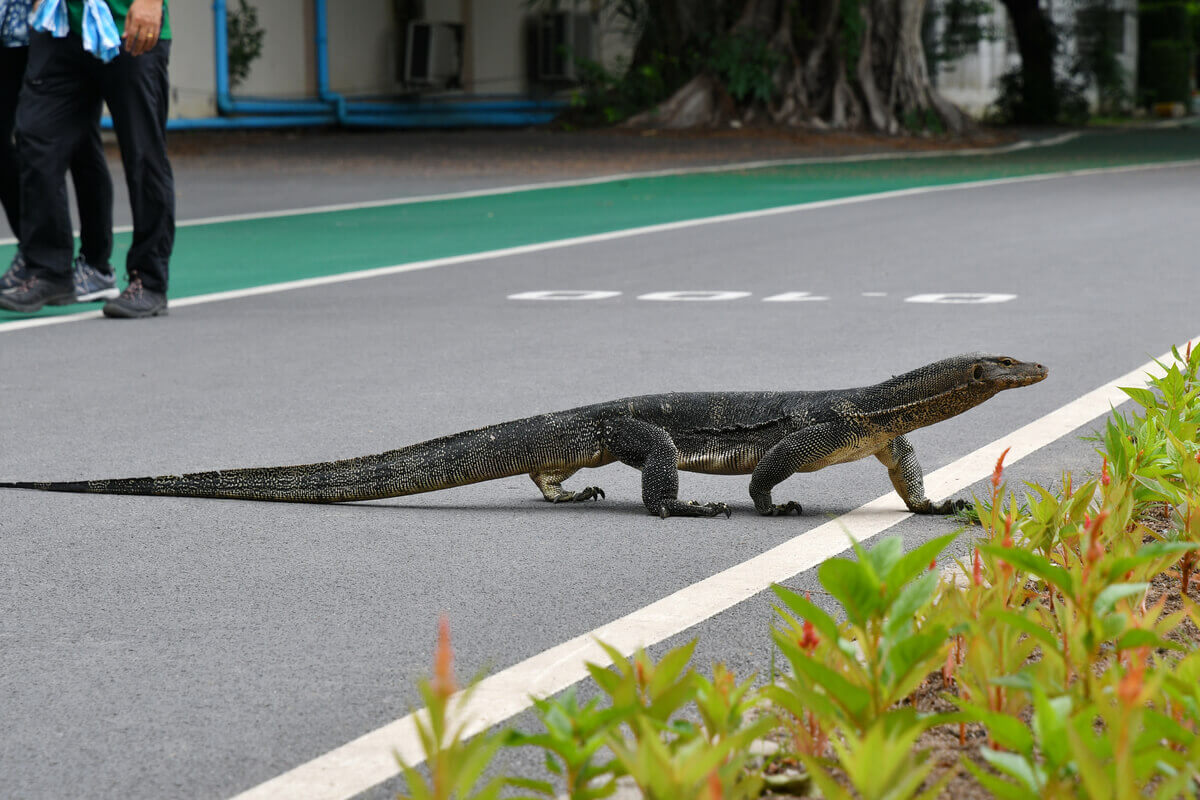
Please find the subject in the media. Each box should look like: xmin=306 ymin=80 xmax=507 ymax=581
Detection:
xmin=49 ymin=255 xmax=119 ymax=305
xmin=0 ymin=252 xmax=28 ymax=290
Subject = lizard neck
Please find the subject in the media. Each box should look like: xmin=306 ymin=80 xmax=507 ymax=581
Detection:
xmin=851 ymin=359 xmax=1000 ymax=435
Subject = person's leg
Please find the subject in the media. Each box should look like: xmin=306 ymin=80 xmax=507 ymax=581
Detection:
xmin=0 ymin=45 xmax=28 ymax=239
xmin=99 ymin=39 xmax=173 ymax=298
xmin=14 ymin=33 xmax=93 ymax=283
xmin=70 ymin=99 xmax=114 ymax=272
xmin=0 ymin=45 xmax=29 ymax=287
xmin=0 ymin=33 xmax=94 ymax=311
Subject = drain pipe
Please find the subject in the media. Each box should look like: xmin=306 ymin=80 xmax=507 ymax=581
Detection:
xmin=212 ymin=0 xmax=335 ymax=119
xmin=313 ymin=0 xmax=348 ymax=123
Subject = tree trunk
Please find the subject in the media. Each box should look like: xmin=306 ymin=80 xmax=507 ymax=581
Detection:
xmin=998 ymin=0 xmax=1059 ymax=123
xmin=625 ymin=0 xmax=968 ymax=133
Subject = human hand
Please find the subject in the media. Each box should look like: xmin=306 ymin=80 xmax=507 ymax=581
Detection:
xmin=123 ymin=0 xmax=163 ymax=56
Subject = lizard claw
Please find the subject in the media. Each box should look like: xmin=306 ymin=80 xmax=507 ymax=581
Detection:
xmin=759 ymin=501 xmax=803 ymax=516
xmin=551 ymin=486 xmax=606 ymax=503
xmin=658 ymin=501 xmax=732 ymax=518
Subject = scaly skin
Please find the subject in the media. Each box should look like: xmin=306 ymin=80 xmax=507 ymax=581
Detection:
xmin=0 ymin=353 xmax=1047 ymax=518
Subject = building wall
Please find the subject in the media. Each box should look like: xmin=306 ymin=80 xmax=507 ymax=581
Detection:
xmin=164 ymin=0 xmax=632 ymax=119
xmin=169 ymin=0 xmax=217 ymax=117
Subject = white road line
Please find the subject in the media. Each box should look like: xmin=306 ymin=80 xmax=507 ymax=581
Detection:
xmin=229 ymin=335 xmax=1199 ymax=800
xmin=5 ymin=156 xmax=1198 ymax=337
xmin=0 ymin=131 xmax=1083 ymax=247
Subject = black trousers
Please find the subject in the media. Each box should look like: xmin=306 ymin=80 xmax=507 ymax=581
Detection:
xmin=1 ymin=44 xmax=114 ymax=270
xmin=17 ymin=33 xmax=173 ymax=292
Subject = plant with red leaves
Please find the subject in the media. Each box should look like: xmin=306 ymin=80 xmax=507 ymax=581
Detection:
xmin=396 ymin=616 xmax=508 ymax=800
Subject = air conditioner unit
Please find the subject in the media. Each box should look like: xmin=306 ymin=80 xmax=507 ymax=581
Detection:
xmin=536 ymin=11 xmax=592 ymax=82
xmin=405 ymin=21 xmax=463 ymax=87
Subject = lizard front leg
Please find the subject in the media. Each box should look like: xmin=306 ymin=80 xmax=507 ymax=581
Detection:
xmin=748 ymin=423 xmax=846 ymax=516
xmin=602 ymin=417 xmax=730 ymax=518
xmin=530 ymin=468 xmax=605 ymax=504
xmin=875 ymin=435 xmax=968 ymax=515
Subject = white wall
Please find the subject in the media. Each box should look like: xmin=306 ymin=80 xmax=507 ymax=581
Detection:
xmin=165 ymin=0 xmax=636 ymax=118
xmin=326 ymin=0 xmax=398 ymax=93
xmin=168 ymin=0 xmax=217 ymax=117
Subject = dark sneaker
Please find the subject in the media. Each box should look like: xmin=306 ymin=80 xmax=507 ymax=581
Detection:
xmin=0 ymin=274 xmax=76 ymax=313
xmin=102 ymin=277 xmax=168 ymax=319
xmin=52 ymin=255 xmax=119 ymax=304
xmin=0 ymin=252 xmax=29 ymax=290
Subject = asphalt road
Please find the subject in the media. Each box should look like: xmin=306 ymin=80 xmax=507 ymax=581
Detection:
xmin=2 ymin=151 xmax=1199 ymax=799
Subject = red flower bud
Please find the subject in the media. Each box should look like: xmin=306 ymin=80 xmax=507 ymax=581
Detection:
xmin=973 ymin=548 xmax=983 ymax=586
xmin=432 ymin=615 xmax=457 ymax=699
xmin=799 ymin=619 xmax=820 ymax=652
xmin=992 ymin=447 xmax=1011 ymax=490
xmin=1101 ymin=456 xmax=1110 ymax=487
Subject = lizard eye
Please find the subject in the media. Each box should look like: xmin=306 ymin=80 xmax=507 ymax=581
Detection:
xmin=1000 ymin=358 xmax=1014 ymax=367
xmin=972 ymin=365 xmax=985 ymax=381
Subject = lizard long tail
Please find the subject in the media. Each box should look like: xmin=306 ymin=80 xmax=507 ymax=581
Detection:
xmin=0 ymin=413 xmax=596 ymax=503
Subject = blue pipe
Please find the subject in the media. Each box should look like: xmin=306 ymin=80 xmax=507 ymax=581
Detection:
xmin=212 ymin=0 xmax=337 ymax=120
xmin=102 ymin=115 xmax=337 ymax=130
xmin=193 ymin=0 xmax=562 ymax=129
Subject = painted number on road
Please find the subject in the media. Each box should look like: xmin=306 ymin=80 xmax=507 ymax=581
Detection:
xmin=507 ymin=290 xmax=622 ymax=300
xmin=904 ymin=293 xmax=1017 ymax=304
xmin=509 ymin=291 xmax=1016 ymax=304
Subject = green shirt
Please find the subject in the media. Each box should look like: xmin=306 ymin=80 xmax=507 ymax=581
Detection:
xmin=67 ymin=0 xmax=172 ymax=41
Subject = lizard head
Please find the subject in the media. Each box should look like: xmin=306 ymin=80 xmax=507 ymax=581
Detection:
xmin=967 ymin=354 xmax=1048 ymax=392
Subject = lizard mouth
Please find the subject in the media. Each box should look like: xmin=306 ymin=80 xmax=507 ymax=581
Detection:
xmin=1007 ymin=363 xmax=1048 ymax=387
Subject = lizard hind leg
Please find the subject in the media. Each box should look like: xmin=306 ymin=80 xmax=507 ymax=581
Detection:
xmin=601 ymin=417 xmax=731 ymax=519
xmin=530 ymin=468 xmax=606 ymax=504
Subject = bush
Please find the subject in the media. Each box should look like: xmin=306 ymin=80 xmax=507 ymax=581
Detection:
xmin=1141 ymin=39 xmax=1193 ymax=106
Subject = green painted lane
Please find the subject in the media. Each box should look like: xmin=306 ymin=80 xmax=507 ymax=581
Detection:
xmin=3 ymin=127 xmax=1198 ymax=321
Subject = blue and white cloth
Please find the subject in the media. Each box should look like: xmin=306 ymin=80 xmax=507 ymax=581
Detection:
xmin=31 ymin=0 xmax=121 ymax=62
xmin=0 ymin=0 xmax=33 ymax=47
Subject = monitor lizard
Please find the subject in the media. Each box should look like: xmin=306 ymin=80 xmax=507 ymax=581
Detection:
xmin=0 ymin=353 xmax=1046 ymax=518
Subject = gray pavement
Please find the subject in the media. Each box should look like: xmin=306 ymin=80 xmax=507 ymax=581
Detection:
xmin=2 ymin=159 xmax=1198 ymax=799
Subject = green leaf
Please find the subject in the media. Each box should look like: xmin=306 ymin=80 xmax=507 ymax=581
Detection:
xmin=504 ymin=776 xmax=557 ymax=797
xmin=982 ymin=608 xmax=1061 ymax=655
xmin=980 ymin=747 xmax=1043 ymax=792
xmin=1093 ymin=582 xmax=1149 ymax=616
xmin=884 ymin=570 xmax=940 ymax=638
xmin=819 ymin=557 xmax=880 ymax=627
xmin=770 ymin=583 xmax=841 ymax=643
xmin=979 ymin=544 xmax=1075 ymax=596
xmin=1116 ymin=627 xmax=1183 ymax=652
xmin=946 ymin=707 xmax=1034 ymax=754
xmin=962 ymin=758 xmax=1033 ymax=800
xmin=1120 ymin=386 xmax=1160 ymax=410
xmin=646 ymin=639 xmax=696 ymax=698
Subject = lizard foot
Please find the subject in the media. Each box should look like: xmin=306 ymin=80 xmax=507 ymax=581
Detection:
xmin=914 ymin=498 xmax=971 ymax=515
xmin=551 ymin=486 xmax=606 ymax=503
xmin=658 ymin=501 xmax=732 ymax=519
xmin=758 ymin=501 xmax=803 ymax=517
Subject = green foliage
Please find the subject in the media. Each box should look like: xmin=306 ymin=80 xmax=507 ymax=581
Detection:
xmin=838 ymin=0 xmax=866 ymax=77
xmin=569 ymin=52 xmax=682 ymax=125
xmin=1141 ymin=39 xmax=1193 ymax=106
xmin=396 ymin=620 xmax=508 ymax=800
xmin=801 ymin=722 xmax=955 ymax=800
xmin=504 ymin=688 xmax=626 ymax=800
xmin=924 ymin=0 xmax=998 ymax=72
xmin=706 ymin=31 xmax=782 ymax=105
xmin=1072 ymin=0 xmax=1132 ymax=114
xmin=226 ymin=0 xmax=265 ymax=90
